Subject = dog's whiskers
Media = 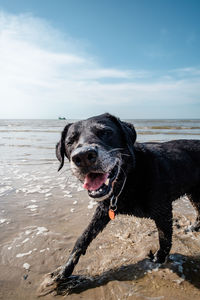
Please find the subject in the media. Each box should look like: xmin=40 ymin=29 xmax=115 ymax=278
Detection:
xmin=107 ymin=148 xmax=125 ymax=153
xmin=118 ymin=165 xmax=127 ymax=180
xmin=57 ymin=167 xmax=69 ymax=177
xmin=107 ymin=148 xmax=131 ymax=159
xmin=120 ymin=153 xmax=131 ymax=157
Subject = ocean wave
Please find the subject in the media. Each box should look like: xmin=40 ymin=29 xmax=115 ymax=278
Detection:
xmin=136 ymin=126 xmax=200 ymax=130
xmin=0 ymin=129 xmax=60 ymax=133
xmin=138 ymin=131 xmax=200 ymax=135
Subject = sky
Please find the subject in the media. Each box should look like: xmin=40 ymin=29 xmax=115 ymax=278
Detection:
xmin=0 ymin=0 xmax=200 ymax=119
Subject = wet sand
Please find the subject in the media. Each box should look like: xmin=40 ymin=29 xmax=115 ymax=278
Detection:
xmin=1 ymin=162 xmax=200 ymax=300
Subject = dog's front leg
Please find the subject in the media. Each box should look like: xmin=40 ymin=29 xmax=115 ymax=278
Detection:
xmin=58 ymin=202 xmax=110 ymax=279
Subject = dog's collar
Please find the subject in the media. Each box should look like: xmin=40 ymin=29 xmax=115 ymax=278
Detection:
xmin=108 ymin=195 xmax=118 ymax=220
xmin=108 ymin=174 xmax=127 ymax=220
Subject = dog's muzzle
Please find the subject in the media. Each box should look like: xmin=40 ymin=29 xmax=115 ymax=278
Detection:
xmin=71 ymin=146 xmax=98 ymax=168
xmin=71 ymin=146 xmax=119 ymax=201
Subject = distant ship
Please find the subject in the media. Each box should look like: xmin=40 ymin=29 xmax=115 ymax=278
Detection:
xmin=58 ymin=117 xmax=66 ymax=120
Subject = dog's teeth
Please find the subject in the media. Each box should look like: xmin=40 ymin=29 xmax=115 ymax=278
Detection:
xmin=105 ymin=178 xmax=109 ymax=186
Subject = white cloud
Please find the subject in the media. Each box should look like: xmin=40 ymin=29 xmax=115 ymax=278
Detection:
xmin=0 ymin=11 xmax=200 ymax=119
xmin=169 ymin=67 xmax=200 ymax=77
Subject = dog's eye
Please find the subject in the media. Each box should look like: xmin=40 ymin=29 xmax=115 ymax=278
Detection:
xmin=66 ymin=139 xmax=74 ymax=146
xmin=66 ymin=134 xmax=78 ymax=146
xmin=96 ymin=129 xmax=113 ymax=138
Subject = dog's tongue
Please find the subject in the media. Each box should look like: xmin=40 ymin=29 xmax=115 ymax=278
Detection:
xmin=83 ymin=173 xmax=108 ymax=191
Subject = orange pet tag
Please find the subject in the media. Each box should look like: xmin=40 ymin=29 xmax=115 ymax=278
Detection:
xmin=109 ymin=209 xmax=115 ymax=220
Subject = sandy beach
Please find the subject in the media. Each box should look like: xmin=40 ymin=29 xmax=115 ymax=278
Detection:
xmin=1 ymin=119 xmax=200 ymax=300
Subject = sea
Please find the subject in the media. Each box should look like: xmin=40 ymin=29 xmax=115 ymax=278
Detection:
xmin=1 ymin=119 xmax=200 ymax=166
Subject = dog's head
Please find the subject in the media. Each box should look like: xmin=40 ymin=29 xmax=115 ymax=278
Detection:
xmin=56 ymin=113 xmax=136 ymax=201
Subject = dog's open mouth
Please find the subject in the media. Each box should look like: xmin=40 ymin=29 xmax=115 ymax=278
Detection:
xmin=83 ymin=165 xmax=119 ymax=199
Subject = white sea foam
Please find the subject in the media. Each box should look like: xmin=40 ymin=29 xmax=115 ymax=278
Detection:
xmin=88 ymin=200 xmax=97 ymax=209
xmin=39 ymin=189 xmax=51 ymax=194
xmin=22 ymin=173 xmax=29 ymax=177
xmin=45 ymin=193 xmax=52 ymax=197
xmin=25 ymin=230 xmax=32 ymax=235
xmin=3 ymin=177 xmax=11 ymax=180
xmin=22 ymin=238 xmax=30 ymax=244
xmin=59 ymin=184 xmax=66 ymax=190
xmin=23 ymin=263 xmax=30 ymax=270
xmin=36 ymin=227 xmax=48 ymax=235
xmin=69 ymin=183 xmax=78 ymax=188
xmin=64 ymin=194 xmax=72 ymax=198
xmin=77 ymin=186 xmax=84 ymax=192
xmin=64 ymin=190 xmax=70 ymax=194
xmin=0 ymin=186 xmax=12 ymax=195
xmin=26 ymin=205 xmax=38 ymax=209
xmin=16 ymin=250 xmax=32 ymax=258
xmin=40 ymin=249 xmax=46 ymax=253
xmin=0 ymin=218 xmax=7 ymax=224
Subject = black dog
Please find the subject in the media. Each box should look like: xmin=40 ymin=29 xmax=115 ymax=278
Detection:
xmin=55 ymin=113 xmax=200 ymax=279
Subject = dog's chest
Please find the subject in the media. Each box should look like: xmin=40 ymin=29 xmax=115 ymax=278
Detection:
xmin=117 ymin=192 xmax=150 ymax=218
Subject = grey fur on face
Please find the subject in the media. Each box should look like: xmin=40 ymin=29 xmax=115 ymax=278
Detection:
xmin=70 ymin=147 xmax=120 ymax=182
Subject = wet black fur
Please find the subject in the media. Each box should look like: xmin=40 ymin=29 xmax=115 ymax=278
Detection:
xmin=55 ymin=113 xmax=200 ymax=279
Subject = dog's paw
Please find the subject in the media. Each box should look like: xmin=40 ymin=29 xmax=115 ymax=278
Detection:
xmin=37 ymin=268 xmax=89 ymax=296
xmin=148 ymin=250 xmax=155 ymax=261
xmin=148 ymin=250 xmax=168 ymax=264
xmin=37 ymin=267 xmax=66 ymax=297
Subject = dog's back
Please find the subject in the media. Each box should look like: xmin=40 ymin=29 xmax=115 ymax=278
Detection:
xmin=134 ymin=140 xmax=200 ymax=199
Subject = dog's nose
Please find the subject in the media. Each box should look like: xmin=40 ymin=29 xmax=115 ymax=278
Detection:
xmin=72 ymin=147 xmax=98 ymax=167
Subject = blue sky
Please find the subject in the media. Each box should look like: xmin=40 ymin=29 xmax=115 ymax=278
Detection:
xmin=0 ymin=0 xmax=200 ymax=119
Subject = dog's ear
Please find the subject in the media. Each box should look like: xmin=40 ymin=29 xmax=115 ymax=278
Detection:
xmin=106 ymin=113 xmax=137 ymax=158
xmin=56 ymin=123 xmax=72 ymax=171
xmin=119 ymin=120 xmax=137 ymax=157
